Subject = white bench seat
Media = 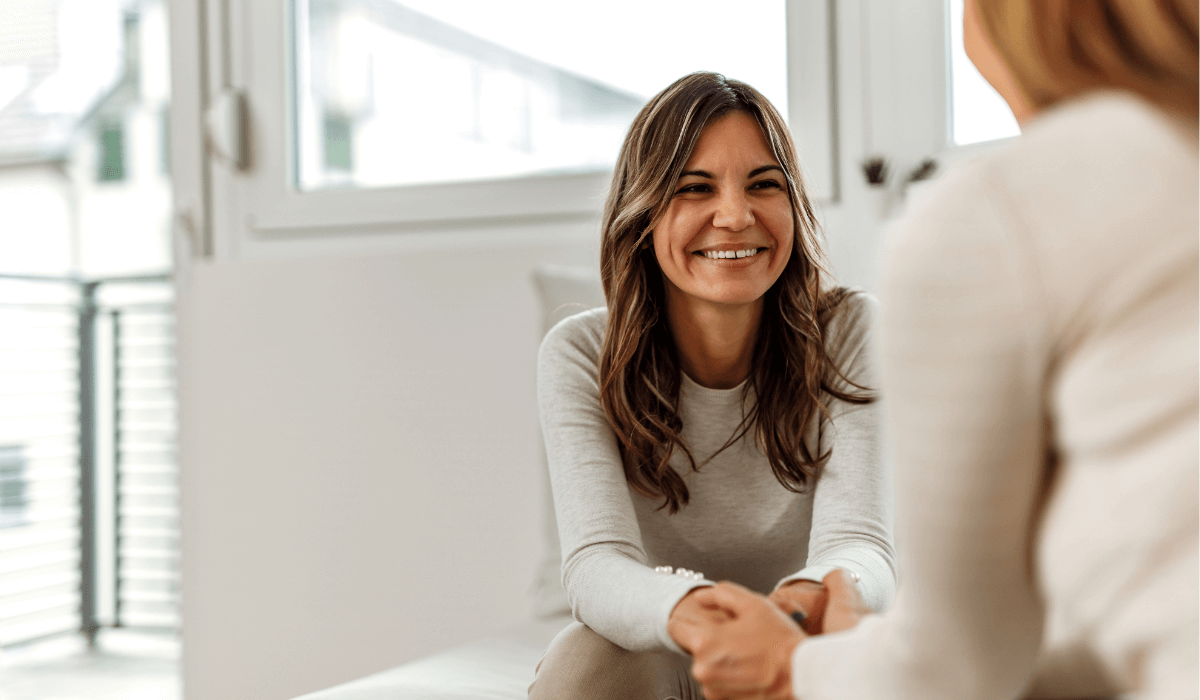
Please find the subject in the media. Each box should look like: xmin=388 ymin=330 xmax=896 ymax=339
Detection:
xmin=293 ymin=616 xmax=571 ymax=700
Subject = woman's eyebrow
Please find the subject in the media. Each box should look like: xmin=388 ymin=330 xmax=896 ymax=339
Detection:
xmin=749 ymin=165 xmax=784 ymax=177
xmin=679 ymin=165 xmax=783 ymax=179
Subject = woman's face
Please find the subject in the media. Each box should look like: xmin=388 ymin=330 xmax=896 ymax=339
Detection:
xmin=652 ymin=110 xmax=794 ymax=315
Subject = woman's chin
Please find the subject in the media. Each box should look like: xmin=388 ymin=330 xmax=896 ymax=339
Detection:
xmin=690 ymin=288 xmax=771 ymax=310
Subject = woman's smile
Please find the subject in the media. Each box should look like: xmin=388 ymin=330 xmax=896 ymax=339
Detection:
xmin=695 ymin=246 xmax=768 ymax=261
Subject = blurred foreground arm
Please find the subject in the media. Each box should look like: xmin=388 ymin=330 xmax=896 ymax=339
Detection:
xmin=789 ymin=164 xmax=1048 ymax=699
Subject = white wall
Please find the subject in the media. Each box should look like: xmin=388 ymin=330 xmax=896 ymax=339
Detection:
xmin=178 ymin=226 xmax=596 ymax=699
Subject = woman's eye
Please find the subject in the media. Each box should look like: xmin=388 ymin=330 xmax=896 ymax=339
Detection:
xmin=750 ymin=179 xmax=783 ymax=190
xmin=674 ymin=183 xmax=710 ymax=195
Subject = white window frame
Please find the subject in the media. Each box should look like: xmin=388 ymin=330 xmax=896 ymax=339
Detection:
xmin=858 ymin=0 xmax=949 ymax=182
xmin=940 ymin=0 xmax=1020 ymax=164
xmin=173 ymin=0 xmax=838 ymax=257
xmin=852 ymin=0 xmax=1022 ymax=195
xmin=236 ymin=0 xmax=615 ymax=233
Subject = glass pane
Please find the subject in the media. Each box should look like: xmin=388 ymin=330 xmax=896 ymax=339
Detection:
xmin=948 ymin=0 xmax=1020 ymax=146
xmin=293 ymin=0 xmax=787 ymax=191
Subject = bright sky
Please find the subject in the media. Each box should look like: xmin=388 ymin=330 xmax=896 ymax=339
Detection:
xmin=0 ymin=66 xmax=28 ymax=113
xmin=393 ymin=0 xmax=789 ymax=112
xmin=33 ymin=0 xmax=130 ymax=114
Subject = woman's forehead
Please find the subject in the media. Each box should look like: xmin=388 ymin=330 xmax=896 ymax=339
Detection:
xmin=684 ymin=112 xmax=780 ymax=171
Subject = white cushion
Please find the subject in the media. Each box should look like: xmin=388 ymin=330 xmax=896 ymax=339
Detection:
xmin=531 ymin=264 xmax=606 ymax=336
xmin=528 ymin=264 xmax=605 ymax=619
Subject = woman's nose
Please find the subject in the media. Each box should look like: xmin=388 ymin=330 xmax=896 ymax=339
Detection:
xmin=712 ymin=190 xmax=755 ymax=231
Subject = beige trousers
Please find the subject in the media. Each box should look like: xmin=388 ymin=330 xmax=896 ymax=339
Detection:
xmin=528 ymin=622 xmax=705 ymax=700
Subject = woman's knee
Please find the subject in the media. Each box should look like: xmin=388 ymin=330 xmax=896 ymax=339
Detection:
xmin=529 ymin=622 xmax=691 ymax=700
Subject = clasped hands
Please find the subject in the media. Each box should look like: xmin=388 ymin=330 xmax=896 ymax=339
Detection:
xmin=666 ymin=569 xmax=869 ymax=700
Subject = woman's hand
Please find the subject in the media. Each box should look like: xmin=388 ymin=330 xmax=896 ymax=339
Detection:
xmin=685 ymin=570 xmax=871 ymax=699
xmin=820 ymin=569 xmax=871 ymax=634
xmin=667 ymin=587 xmax=733 ymax=654
xmin=687 ymin=582 xmax=804 ymax=700
xmin=768 ymin=569 xmax=868 ymax=634
xmin=767 ymin=580 xmax=828 ymax=634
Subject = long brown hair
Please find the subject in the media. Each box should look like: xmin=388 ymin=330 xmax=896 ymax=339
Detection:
xmin=977 ymin=0 xmax=1199 ymax=123
xmin=598 ymin=72 xmax=872 ymax=515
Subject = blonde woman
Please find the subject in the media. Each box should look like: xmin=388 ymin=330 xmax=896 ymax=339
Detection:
xmin=676 ymin=2 xmax=1199 ymax=699
xmin=528 ymin=73 xmax=897 ymax=698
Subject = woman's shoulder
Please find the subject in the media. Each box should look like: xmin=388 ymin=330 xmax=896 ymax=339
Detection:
xmin=892 ymin=91 xmax=1196 ymax=326
xmin=538 ymin=306 xmax=609 ymax=369
xmin=903 ymin=93 xmax=1192 ymax=227
xmin=1016 ymin=90 xmax=1195 ymax=167
xmin=822 ymin=289 xmax=879 ymax=372
xmin=911 ymin=92 xmax=1195 ymax=239
xmin=824 ymin=289 xmax=878 ymax=342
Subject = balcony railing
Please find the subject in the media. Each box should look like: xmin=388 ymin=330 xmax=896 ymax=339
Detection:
xmin=0 ymin=273 xmax=176 ymax=647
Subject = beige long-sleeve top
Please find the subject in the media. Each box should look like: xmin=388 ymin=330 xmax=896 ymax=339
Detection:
xmin=538 ymin=295 xmax=897 ymax=654
xmin=791 ymin=92 xmax=1198 ymax=700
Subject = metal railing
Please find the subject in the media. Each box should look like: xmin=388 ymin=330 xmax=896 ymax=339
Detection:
xmin=0 ymin=273 xmax=176 ymax=647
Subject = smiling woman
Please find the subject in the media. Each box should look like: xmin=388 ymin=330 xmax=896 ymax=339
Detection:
xmin=598 ymin=74 xmax=868 ymax=518
xmin=529 ymin=73 xmax=898 ymax=699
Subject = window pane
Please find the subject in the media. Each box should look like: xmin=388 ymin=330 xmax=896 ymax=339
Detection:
xmin=948 ymin=0 xmax=1020 ymax=146
xmin=293 ymin=0 xmax=787 ymax=191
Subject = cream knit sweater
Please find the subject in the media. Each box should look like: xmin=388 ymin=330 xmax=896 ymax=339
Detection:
xmin=791 ymin=92 xmax=1198 ymax=700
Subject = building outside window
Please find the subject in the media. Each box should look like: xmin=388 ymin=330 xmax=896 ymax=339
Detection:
xmin=0 ymin=2 xmax=179 ymax=697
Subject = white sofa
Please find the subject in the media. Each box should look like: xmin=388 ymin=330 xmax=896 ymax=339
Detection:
xmin=294 ymin=265 xmax=605 ymax=700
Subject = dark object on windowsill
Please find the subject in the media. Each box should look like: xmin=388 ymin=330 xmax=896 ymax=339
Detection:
xmin=862 ymin=156 xmax=889 ymax=186
xmin=906 ymin=158 xmax=938 ymax=183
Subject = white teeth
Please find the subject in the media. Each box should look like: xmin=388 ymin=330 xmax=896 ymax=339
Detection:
xmin=702 ymin=248 xmax=760 ymax=260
